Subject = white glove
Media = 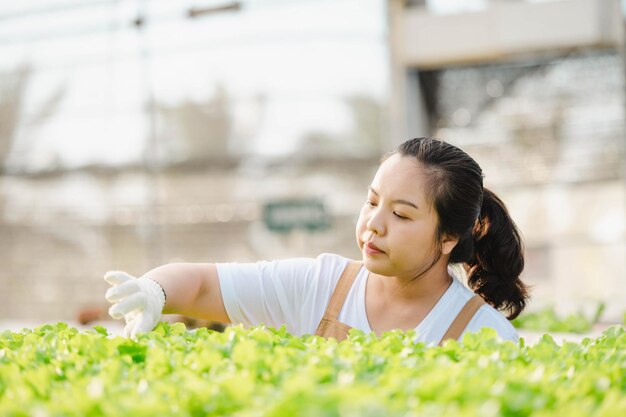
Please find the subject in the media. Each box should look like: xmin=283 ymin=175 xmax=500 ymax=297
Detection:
xmin=104 ymin=271 xmax=166 ymax=339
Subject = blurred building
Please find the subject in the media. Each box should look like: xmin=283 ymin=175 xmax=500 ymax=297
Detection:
xmin=0 ymin=0 xmax=387 ymax=323
xmin=390 ymin=0 xmax=626 ymax=319
xmin=0 ymin=0 xmax=624 ymax=325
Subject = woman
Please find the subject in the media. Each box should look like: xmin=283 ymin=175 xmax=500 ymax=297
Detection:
xmin=105 ymin=137 xmax=529 ymax=344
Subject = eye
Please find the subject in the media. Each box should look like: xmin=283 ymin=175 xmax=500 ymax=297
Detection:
xmin=365 ymin=200 xmax=377 ymax=207
xmin=393 ymin=212 xmax=408 ymax=220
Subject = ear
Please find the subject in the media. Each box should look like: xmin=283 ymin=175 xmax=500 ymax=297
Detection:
xmin=440 ymin=233 xmax=459 ymax=256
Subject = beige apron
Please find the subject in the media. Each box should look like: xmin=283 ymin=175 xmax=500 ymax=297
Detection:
xmin=314 ymin=260 xmax=486 ymax=345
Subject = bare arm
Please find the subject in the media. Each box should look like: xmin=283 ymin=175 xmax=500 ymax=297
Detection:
xmin=146 ymin=263 xmax=230 ymax=323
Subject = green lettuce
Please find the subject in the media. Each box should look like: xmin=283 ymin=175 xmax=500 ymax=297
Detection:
xmin=0 ymin=322 xmax=624 ymax=416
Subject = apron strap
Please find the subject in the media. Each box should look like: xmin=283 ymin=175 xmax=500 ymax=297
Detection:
xmin=321 ymin=260 xmax=363 ymax=321
xmin=438 ymin=294 xmax=486 ymax=346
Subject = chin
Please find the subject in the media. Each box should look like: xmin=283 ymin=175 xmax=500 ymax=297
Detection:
xmin=362 ymin=257 xmax=392 ymax=276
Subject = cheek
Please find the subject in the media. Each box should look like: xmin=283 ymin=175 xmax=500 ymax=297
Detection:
xmin=396 ymin=225 xmax=432 ymax=254
xmin=355 ymin=210 xmax=367 ymax=241
xmin=409 ymin=226 xmax=439 ymax=254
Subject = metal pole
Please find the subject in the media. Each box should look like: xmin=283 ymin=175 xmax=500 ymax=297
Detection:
xmin=621 ymin=0 xmax=626 ymax=291
xmin=135 ymin=0 xmax=163 ymax=267
xmin=188 ymin=2 xmax=241 ymax=18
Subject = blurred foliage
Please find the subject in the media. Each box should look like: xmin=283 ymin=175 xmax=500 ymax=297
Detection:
xmin=0 ymin=63 xmax=64 ymax=171
xmin=345 ymin=94 xmax=385 ymax=154
xmin=299 ymin=94 xmax=384 ymax=157
xmin=512 ymin=303 xmax=606 ymax=334
xmin=155 ymin=84 xmax=233 ymax=163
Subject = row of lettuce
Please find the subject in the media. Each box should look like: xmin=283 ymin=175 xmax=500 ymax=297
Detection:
xmin=0 ymin=322 xmax=624 ymax=416
xmin=511 ymin=303 xmax=609 ymax=334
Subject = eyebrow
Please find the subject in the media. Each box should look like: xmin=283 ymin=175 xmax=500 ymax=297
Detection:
xmin=368 ymin=187 xmax=419 ymax=210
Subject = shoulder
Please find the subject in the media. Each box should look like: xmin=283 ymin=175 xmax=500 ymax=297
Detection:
xmin=215 ymin=253 xmax=352 ymax=284
xmin=299 ymin=253 xmax=357 ymax=288
xmin=466 ymin=303 xmax=519 ymax=342
xmin=315 ymin=253 xmax=354 ymax=273
xmin=445 ymin=277 xmax=519 ymax=342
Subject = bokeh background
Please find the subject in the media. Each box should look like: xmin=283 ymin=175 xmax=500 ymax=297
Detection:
xmin=1 ymin=0 xmax=624 ymax=328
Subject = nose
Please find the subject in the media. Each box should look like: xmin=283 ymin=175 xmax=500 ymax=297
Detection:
xmin=366 ymin=207 xmax=385 ymax=236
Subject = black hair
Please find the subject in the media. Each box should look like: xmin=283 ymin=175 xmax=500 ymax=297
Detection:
xmin=396 ymin=137 xmax=528 ymax=319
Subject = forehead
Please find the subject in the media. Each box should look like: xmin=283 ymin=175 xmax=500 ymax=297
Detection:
xmin=372 ymin=154 xmax=429 ymax=198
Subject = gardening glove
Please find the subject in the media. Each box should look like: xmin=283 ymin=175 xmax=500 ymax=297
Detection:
xmin=104 ymin=271 xmax=166 ymax=339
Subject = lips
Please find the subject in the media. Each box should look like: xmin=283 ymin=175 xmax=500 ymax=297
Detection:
xmin=365 ymin=241 xmax=385 ymax=255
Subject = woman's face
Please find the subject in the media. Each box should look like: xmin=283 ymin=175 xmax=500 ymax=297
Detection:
xmin=355 ymin=154 xmax=454 ymax=279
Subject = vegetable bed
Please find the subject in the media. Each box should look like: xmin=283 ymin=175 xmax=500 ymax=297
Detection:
xmin=1 ymin=323 xmax=624 ymax=416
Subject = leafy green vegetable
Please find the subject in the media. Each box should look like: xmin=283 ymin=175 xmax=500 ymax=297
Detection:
xmin=512 ymin=303 xmax=606 ymax=334
xmin=91 ymin=326 xmax=109 ymax=337
xmin=0 ymin=322 xmax=624 ymax=416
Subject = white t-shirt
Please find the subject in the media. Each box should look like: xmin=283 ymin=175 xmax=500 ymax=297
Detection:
xmin=216 ymin=253 xmax=518 ymax=344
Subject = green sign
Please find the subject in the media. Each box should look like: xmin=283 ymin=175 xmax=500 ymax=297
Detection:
xmin=263 ymin=199 xmax=331 ymax=233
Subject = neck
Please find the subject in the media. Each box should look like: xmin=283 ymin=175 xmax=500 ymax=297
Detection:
xmin=372 ymin=261 xmax=453 ymax=303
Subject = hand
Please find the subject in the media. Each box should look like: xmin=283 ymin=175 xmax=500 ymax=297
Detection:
xmin=104 ymin=271 xmax=166 ymax=339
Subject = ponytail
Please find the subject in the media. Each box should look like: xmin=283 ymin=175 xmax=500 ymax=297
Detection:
xmin=466 ymin=188 xmax=528 ymax=320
